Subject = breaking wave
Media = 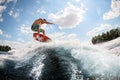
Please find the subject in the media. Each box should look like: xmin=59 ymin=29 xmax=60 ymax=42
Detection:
xmin=0 ymin=39 xmax=120 ymax=80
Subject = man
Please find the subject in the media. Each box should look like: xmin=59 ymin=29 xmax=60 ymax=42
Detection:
xmin=31 ymin=18 xmax=54 ymax=35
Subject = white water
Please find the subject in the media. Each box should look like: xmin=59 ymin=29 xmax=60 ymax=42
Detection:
xmin=0 ymin=37 xmax=120 ymax=79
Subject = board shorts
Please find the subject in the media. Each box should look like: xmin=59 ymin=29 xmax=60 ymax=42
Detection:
xmin=31 ymin=24 xmax=44 ymax=32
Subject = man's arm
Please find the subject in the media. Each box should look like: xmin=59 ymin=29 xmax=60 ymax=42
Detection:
xmin=45 ymin=21 xmax=54 ymax=24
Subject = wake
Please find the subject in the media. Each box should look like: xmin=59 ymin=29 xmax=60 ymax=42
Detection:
xmin=0 ymin=38 xmax=120 ymax=80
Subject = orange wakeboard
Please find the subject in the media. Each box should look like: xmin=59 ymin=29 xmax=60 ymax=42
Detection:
xmin=33 ymin=33 xmax=51 ymax=42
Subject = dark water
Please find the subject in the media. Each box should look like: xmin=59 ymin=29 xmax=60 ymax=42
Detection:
xmin=0 ymin=47 xmax=83 ymax=80
xmin=0 ymin=47 xmax=120 ymax=80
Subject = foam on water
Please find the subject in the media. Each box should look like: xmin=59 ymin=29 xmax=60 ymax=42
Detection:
xmin=0 ymin=37 xmax=120 ymax=79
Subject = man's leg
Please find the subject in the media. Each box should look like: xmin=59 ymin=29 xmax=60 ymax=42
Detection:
xmin=40 ymin=29 xmax=45 ymax=35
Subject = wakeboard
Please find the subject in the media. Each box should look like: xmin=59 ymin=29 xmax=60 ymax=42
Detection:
xmin=33 ymin=33 xmax=51 ymax=42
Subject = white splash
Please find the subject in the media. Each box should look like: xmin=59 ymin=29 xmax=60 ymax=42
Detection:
xmin=0 ymin=34 xmax=120 ymax=78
